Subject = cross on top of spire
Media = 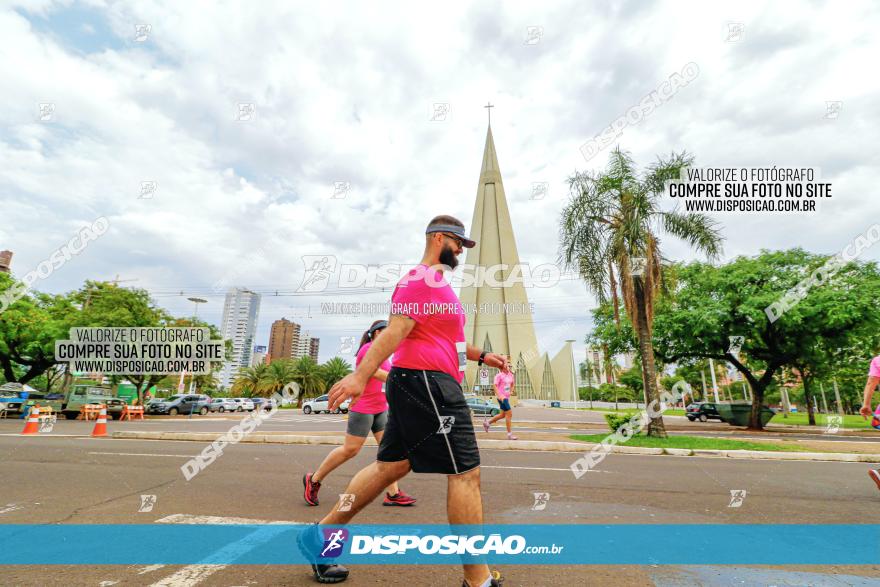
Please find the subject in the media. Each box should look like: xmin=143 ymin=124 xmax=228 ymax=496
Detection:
xmin=484 ymin=102 xmax=494 ymax=126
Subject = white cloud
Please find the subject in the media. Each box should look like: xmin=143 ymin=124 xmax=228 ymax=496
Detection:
xmin=1 ymin=0 xmax=878 ymax=365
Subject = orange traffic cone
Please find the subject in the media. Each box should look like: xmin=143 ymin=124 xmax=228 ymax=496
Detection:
xmin=21 ymin=405 xmax=40 ymax=435
xmin=91 ymin=405 xmax=108 ymax=437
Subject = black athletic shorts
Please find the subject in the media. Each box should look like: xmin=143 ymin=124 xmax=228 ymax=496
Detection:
xmin=376 ymin=367 xmax=480 ymax=475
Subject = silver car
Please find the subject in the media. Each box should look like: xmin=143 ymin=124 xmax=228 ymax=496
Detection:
xmin=209 ymin=397 xmax=239 ymax=412
xmin=231 ymin=398 xmax=255 ymax=412
xmin=302 ymin=394 xmax=350 ymax=414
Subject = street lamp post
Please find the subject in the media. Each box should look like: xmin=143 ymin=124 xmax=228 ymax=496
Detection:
xmin=187 ymin=297 xmax=207 ymax=321
xmin=185 ymin=298 xmax=207 ymax=395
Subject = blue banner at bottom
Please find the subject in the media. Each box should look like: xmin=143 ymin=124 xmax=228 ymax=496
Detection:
xmin=0 ymin=524 xmax=877 ymax=565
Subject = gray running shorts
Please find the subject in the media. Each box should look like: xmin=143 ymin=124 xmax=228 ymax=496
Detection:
xmin=347 ymin=410 xmax=388 ymax=437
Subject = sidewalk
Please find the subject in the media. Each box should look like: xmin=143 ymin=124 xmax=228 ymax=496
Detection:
xmin=110 ymin=427 xmax=880 ymax=463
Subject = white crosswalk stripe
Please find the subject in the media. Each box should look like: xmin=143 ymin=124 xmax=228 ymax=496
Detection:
xmin=150 ymin=514 xmax=303 ymax=586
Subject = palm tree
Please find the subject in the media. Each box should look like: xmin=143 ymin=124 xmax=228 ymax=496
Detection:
xmin=257 ymin=359 xmax=298 ymax=398
xmin=194 ymin=372 xmax=219 ymax=395
xmin=580 ymin=359 xmax=595 ymax=407
xmin=560 ymin=147 xmax=723 ymax=437
xmin=231 ymin=363 xmax=269 ymax=396
xmin=295 ymin=356 xmax=327 ymax=408
xmin=321 ymin=357 xmax=352 ymax=389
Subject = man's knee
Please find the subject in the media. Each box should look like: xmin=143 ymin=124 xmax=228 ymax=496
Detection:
xmin=376 ymin=459 xmax=410 ymax=481
xmin=450 ymin=466 xmax=480 ymax=486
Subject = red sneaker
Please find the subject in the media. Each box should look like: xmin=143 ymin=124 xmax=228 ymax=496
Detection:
xmin=303 ymin=472 xmax=321 ymax=506
xmin=869 ymin=469 xmax=880 ymax=492
xmin=383 ymin=489 xmax=417 ymax=506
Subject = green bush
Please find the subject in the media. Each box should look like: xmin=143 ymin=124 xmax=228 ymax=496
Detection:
xmin=604 ymin=412 xmax=632 ymax=432
xmin=578 ymin=386 xmax=599 ymax=401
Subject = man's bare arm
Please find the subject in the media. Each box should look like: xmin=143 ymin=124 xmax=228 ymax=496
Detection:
xmin=860 ymin=375 xmax=880 ymax=418
xmin=467 ymin=343 xmax=508 ymax=370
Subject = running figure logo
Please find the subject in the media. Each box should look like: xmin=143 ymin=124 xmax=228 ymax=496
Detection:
xmin=728 ymin=490 xmax=747 ymax=508
xmin=321 ymin=528 xmax=349 ymax=558
xmin=38 ymin=103 xmax=55 ymax=122
xmin=824 ymin=414 xmax=842 ymax=434
xmin=138 ymin=495 xmax=157 ymax=512
xmin=339 ymin=336 xmax=356 ymax=354
xmin=630 ymin=257 xmax=647 ymax=277
xmin=728 ymin=336 xmax=744 ymax=359
xmin=338 ymin=494 xmax=355 ymax=512
xmin=437 ymin=415 xmax=455 ymax=434
xmin=531 ymin=492 xmax=550 ymax=511
xmin=297 ymin=255 xmax=337 ymax=293
xmin=38 ymin=415 xmax=56 ymax=433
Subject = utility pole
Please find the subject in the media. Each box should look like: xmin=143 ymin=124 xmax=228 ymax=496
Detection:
xmin=833 ymin=378 xmax=844 ymax=416
xmin=708 ymin=358 xmax=720 ymax=403
xmin=781 ymin=386 xmax=791 ymax=417
xmin=819 ymin=382 xmax=829 ymax=414
xmin=700 ymin=369 xmax=708 ymax=401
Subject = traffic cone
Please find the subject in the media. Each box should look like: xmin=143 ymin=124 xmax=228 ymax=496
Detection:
xmin=91 ymin=405 xmax=108 ymax=437
xmin=21 ymin=405 xmax=40 ymax=435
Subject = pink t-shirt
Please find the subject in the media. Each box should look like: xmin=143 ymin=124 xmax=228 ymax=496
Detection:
xmin=493 ymin=371 xmax=514 ymax=399
xmin=869 ymin=356 xmax=880 ymax=378
xmin=350 ymin=341 xmax=390 ymax=414
xmin=390 ymin=264 xmax=466 ymax=382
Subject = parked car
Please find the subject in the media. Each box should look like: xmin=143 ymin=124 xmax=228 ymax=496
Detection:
xmin=231 ymin=398 xmax=255 ymax=412
xmin=466 ymin=396 xmax=501 ymax=416
xmin=147 ymin=394 xmax=211 ymax=416
xmin=686 ymin=402 xmax=723 ymax=422
xmin=209 ymin=397 xmax=239 ymax=413
xmin=302 ymin=394 xmax=350 ymax=414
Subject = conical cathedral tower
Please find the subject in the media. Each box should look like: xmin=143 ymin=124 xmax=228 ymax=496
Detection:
xmin=459 ymin=124 xmax=576 ymax=401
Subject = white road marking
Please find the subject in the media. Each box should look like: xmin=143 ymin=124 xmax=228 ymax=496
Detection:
xmin=156 ymin=514 xmax=302 ymax=525
xmin=150 ymin=564 xmax=226 ymax=587
xmin=138 ymin=564 xmax=166 ymax=575
xmin=88 ymin=452 xmax=195 ymax=458
xmin=150 ymin=514 xmax=302 ymax=587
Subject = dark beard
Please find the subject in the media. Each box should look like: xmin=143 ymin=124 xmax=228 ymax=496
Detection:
xmin=439 ymin=245 xmax=458 ymax=270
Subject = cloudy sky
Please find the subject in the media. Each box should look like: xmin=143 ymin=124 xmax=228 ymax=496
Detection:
xmin=1 ymin=0 xmax=878 ymax=366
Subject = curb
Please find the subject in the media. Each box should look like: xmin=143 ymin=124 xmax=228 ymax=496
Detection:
xmin=110 ymin=431 xmax=880 ymax=463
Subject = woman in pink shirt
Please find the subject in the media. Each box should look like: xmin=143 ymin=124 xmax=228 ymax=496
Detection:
xmin=860 ymin=354 xmax=880 ymax=490
xmin=303 ymin=320 xmax=416 ymax=507
xmin=483 ymin=356 xmax=517 ymax=440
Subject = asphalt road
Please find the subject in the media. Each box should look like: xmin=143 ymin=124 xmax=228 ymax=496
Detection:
xmin=5 ymin=406 xmax=879 ymax=444
xmin=2 ymin=431 xmax=880 ymax=586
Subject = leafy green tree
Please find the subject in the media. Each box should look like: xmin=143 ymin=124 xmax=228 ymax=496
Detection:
xmin=618 ymin=365 xmax=644 ymax=396
xmin=256 ymin=360 xmax=297 ymax=398
xmin=231 ymin=363 xmax=269 ymax=396
xmin=653 ymin=250 xmax=880 ymax=429
xmin=294 ymin=356 xmax=327 ymax=407
xmin=560 ymin=148 xmax=723 ymax=437
xmin=321 ymin=357 xmax=352 ymax=389
xmin=66 ymin=281 xmax=175 ymax=404
xmin=0 ymin=272 xmax=77 ymax=384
